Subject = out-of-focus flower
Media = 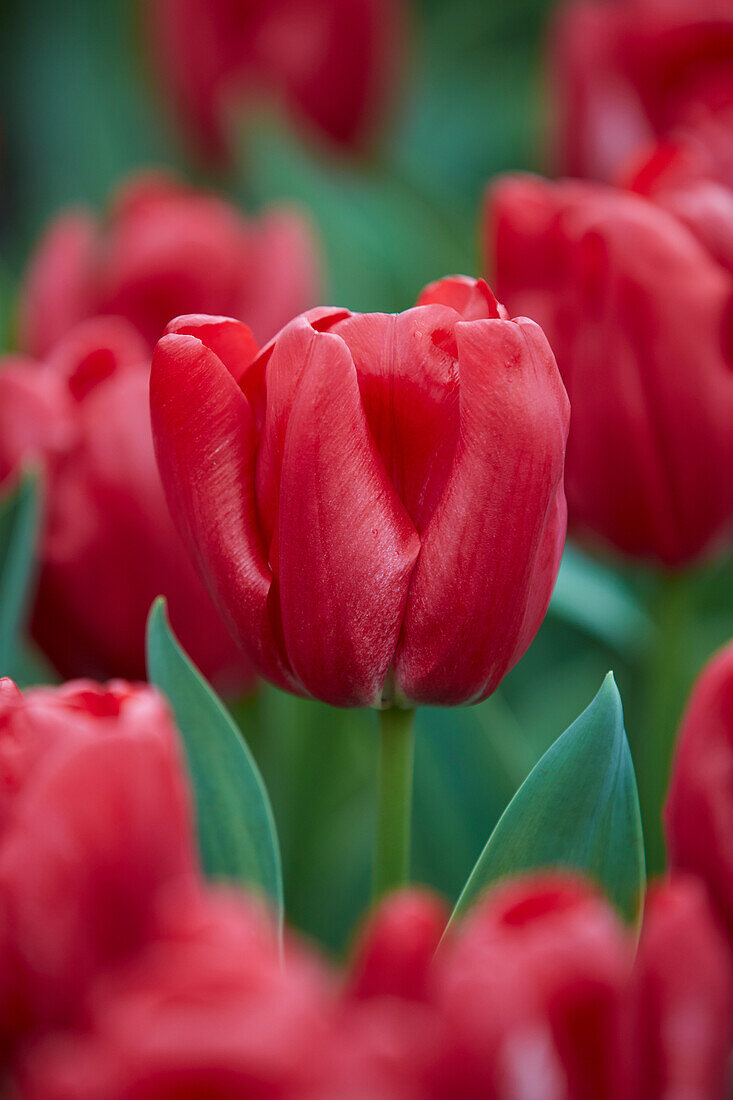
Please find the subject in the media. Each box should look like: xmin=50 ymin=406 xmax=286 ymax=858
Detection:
xmin=487 ymin=173 xmax=733 ymax=567
xmin=550 ymin=0 xmax=733 ymax=182
xmin=150 ymin=279 xmax=569 ymax=708
xmin=18 ymin=886 xmax=334 ymax=1100
xmin=666 ymin=641 xmax=733 ymax=937
xmin=0 ymin=317 xmax=253 ymax=686
xmin=628 ymin=876 xmax=733 ymax=1100
xmin=0 ymin=678 xmax=196 ymax=1045
xmin=430 ymin=874 xmax=633 ymax=1099
xmin=148 ymin=0 xmax=404 ymax=164
xmin=19 ymin=172 xmax=320 ymax=356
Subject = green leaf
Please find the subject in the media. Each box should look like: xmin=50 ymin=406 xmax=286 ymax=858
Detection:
xmin=447 ymin=673 xmax=645 ymax=930
xmin=0 ymin=470 xmax=41 ymax=678
xmin=146 ymin=598 xmax=283 ymax=928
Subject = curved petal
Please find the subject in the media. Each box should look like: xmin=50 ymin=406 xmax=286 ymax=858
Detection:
xmin=416 ymin=275 xmax=507 ymax=320
xmin=395 ymin=318 xmax=569 ymax=706
xmin=150 ymin=333 xmax=293 ymax=690
xmin=164 ymin=315 xmax=258 ymax=382
xmin=277 ymin=329 xmax=419 ymax=707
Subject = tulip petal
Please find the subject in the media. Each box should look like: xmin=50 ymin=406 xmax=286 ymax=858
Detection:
xmin=164 ymin=315 xmax=258 ymax=382
xmin=150 ymin=333 xmax=293 ymax=690
xmin=276 ymin=329 xmax=420 ymax=706
xmin=395 ymin=318 xmax=569 ymax=706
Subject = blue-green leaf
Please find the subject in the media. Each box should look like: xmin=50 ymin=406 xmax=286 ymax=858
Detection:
xmin=0 ymin=470 xmax=41 ymax=678
xmin=146 ymin=598 xmax=283 ymax=928
xmin=448 ymin=673 xmax=645 ymax=929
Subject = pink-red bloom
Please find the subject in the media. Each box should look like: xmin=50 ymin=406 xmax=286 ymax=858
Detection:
xmin=550 ymin=0 xmax=733 ymax=182
xmin=666 ymin=641 xmax=733 ymax=938
xmin=20 ymin=172 xmax=320 ymax=356
xmin=487 ymin=173 xmax=733 ymax=566
xmin=0 ymin=318 xmax=252 ymax=686
xmin=150 ymin=278 xmax=569 ymax=708
xmin=148 ymin=0 xmax=403 ymax=164
xmin=0 ymin=678 xmax=196 ymax=1046
xmin=629 ymin=877 xmax=732 ymax=1100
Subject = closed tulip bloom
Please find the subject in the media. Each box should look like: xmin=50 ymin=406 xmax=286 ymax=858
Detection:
xmin=149 ymin=0 xmax=403 ymax=164
xmin=19 ymin=171 xmax=320 ymax=357
xmin=550 ymin=0 xmax=733 ymax=182
xmin=0 ymin=678 xmax=196 ymax=1043
xmin=0 ymin=318 xmax=252 ymax=686
xmin=431 ymin=874 xmax=633 ymax=1099
xmin=628 ymin=877 xmax=733 ymax=1100
xmin=150 ymin=279 xmax=569 ymax=708
xmin=488 ymin=174 xmax=733 ymax=567
xmin=665 ymin=641 xmax=733 ymax=938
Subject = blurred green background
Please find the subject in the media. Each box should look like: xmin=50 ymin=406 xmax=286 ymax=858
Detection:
xmin=1 ymin=0 xmax=732 ymax=956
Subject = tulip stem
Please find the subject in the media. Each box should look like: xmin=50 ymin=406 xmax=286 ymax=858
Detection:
xmin=374 ymin=707 xmax=415 ymax=899
xmin=638 ymin=570 xmax=694 ymax=876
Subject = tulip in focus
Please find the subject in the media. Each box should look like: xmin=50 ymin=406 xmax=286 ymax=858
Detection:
xmin=487 ymin=173 xmax=733 ymax=567
xmin=0 ymin=318 xmax=253 ymax=686
xmin=149 ymin=0 xmax=403 ymax=164
xmin=150 ymin=277 xmax=570 ymax=708
xmin=0 ymin=678 xmax=196 ymax=1045
xmin=550 ymin=0 xmax=733 ymax=182
xmin=19 ymin=171 xmax=321 ymax=356
xmin=666 ymin=640 xmax=733 ymax=938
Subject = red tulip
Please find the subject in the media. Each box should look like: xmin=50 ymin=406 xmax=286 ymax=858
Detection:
xmin=148 ymin=0 xmax=404 ymax=164
xmin=19 ymin=171 xmax=321 ymax=357
xmin=629 ymin=876 xmax=733 ymax=1100
xmin=431 ymin=874 xmax=633 ymax=1099
xmin=18 ymin=885 xmax=334 ymax=1100
xmin=150 ymin=279 xmax=569 ymax=707
xmin=550 ymin=0 xmax=733 ymax=182
xmin=666 ymin=641 xmax=733 ymax=938
xmin=0 ymin=317 xmax=252 ymax=686
xmin=0 ymin=678 xmax=196 ymax=1043
xmin=487 ymin=173 xmax=733 ymax=566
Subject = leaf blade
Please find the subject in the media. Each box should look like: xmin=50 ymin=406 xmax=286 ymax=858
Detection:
xmin=448 ymin=673 xmax=645 ymax=929
xmin=0 ymin=470 xmax=41 ymax=678
xmin=146 ymin=598 xmax=283 ymax=928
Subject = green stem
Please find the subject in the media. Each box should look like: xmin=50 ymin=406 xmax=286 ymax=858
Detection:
xmin=374 ymin=707 xmax=416 ymax=899
xmin=637 ymin=571 xmax=694 ymax=876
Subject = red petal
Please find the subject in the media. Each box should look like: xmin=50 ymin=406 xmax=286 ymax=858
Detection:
xmin=150 ymin=333 xmax=293 ymax=690
xmin=276 ymin=329 xmax=419 ymax=706
xmin=395 ymin=318 xmax=569 ymax=706
xmin=164 ymin=315 xmax=258 ymax=382
xmin=416 ymin=275 xmax=507 ymax=320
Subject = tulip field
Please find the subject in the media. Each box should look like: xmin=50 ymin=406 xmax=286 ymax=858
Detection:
xmin=2 ymin=0 xmax=733 ymax=1096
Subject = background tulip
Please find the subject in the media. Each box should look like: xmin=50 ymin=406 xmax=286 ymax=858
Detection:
xmin=0 ymin=678 xmax=196 ymax=1045
xmin=666 ymin=641 xmax=733 ymax=939
xmin=150 ymin=279 xmax=569 ymax=710
xmin=550 ymin=0 xmax=733 ymax=182
xmin=19 ymin=171 xmax=321 ymax=356
xmin=0 ymin=317 xmax=253 ymax=687
xmin=487 ymin=173 xmax=733 ymax=569
xmin=148 ymin=0 xmax=404 ymax=164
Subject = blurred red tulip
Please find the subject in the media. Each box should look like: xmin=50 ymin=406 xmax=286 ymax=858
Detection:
xmin=629 ymin=877 xmax=733 ymax=1100
xmin=666 ymin=641 xmax=733 ymax=938
xmin=431 ymin=874 xmax=633 ymax=1099
xmin=0 ymin=678 xmax=196 ymax=1044
xmin=0 ymin=317 xmax=253 ymax=687
xmin=550 ymin=0 xmax=733 ymax=182
xmin=18 ymin=886 xmax=334 ymax=1100
xmin=148 ymin=0 xmax=404 ymax=164
xmin=150 ymin=279 xmax=569 ymax=708
xmin=19 ymin=171 xmax=321 ymax=356
xmin=487 ymin=173 xmax=733 ymax=567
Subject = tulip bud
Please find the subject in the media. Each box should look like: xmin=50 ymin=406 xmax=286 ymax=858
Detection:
xmin=629 ymin=877 xmax=733 ymax=1100
xmin=487 ymin=174 xmax=733 ymax=567
xmin=0 ymin=318 xmax=252 ymax=687
xmin=19 ymin=171 xmax=321 ymax=356
xmin=150 ymin=279 xmax=569 ymax=707
xmin=0 ymin=678 xmax=196 ymax=1042
xmin=550 ymin=0 xmax=733 ymax=182
xmin=148 ymin=0 xmax=404 ymax=164
xmin=665 ymin=641 xmax=733 ymax=938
